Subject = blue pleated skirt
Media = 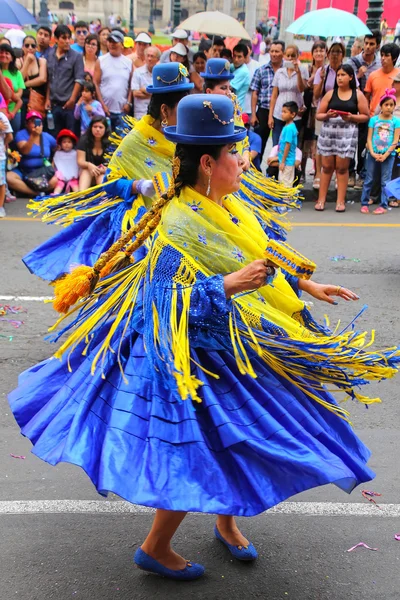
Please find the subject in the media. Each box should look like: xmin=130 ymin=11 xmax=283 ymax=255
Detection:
xmin=8 ymin=326 xmax=374 ymax=517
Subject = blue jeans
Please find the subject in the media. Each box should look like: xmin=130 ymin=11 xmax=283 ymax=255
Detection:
xmin=10 ymin=112 xmax=21 ymax=134
xmin=52 ymin=105 xmax=78 ymax=137
xmin=272 ymin=118 xmax=302 ymax=147
xmin=361 ymin=152 xmax=395 ymax=208
xmin=109 ymin=112 xmax=124 ymax=132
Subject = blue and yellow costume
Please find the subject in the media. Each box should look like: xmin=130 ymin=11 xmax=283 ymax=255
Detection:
xmin=22 ymin=64 xmax=193 ymax=282
xmin=23 ymin=63 xmax=299 ymax=284
xmin=9 ymin=96 xmax=400 ymax=520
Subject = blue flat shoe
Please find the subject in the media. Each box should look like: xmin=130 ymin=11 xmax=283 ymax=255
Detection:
xmin=134 ymin=547 xmax=205 ymax=581
xmin=214 ymin=525 xmax=258 ymax=561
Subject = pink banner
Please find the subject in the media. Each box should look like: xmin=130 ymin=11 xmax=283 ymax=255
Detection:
xmin=268 ymin=0 xmax=399 ymax=29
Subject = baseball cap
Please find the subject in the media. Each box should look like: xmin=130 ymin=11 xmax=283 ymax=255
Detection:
xmin=170 ymin=43 xmax=188 ymax=57
xmin=26 ymin=110 xmax=43 ymax=121
xmin=123 ymin=36 xmax=134 ymax=48
xmin=172 ymin=29 xmax=188 ymax=40
xmin=135 ymin=32 xmax=152 ymax=44
xmin=108 ymin=30 xmax=125 ymax=43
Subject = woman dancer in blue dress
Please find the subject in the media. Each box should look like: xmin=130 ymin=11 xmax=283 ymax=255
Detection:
xmin=9 ymin=95 xmax=400 ymax=581
xmin=24 ymin=62 xmax=298 ymax=284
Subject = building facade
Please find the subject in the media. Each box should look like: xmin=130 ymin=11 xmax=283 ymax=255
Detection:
xmin=22 ymin=0 xmax=270 ymax=29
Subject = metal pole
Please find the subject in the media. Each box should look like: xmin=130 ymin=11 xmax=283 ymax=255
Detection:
xmin=366 ymin=0 xmax=383 ymax=31
xmin=32 ymin=0 xmax=36 ymax=18
xmin=346 ymin=0 xmax=360 ymax=57
xmin=173 ymin=0 xmax=181 ymax=28
xmin=38 ymin=0 xmax=49 ymax=27
xmin=128 ymin=0 xmax=135 ymax=39
xmin=149 ymin=0 xmax=155 ymax=34
xmin=276 ymin=0 xmax=283 ymax=38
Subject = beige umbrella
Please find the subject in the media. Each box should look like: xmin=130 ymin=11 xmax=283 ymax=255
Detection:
xmin=178 ymin=11 xmax=251 ymax=40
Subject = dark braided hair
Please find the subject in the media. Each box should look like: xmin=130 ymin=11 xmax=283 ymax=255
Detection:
xmin=172 ymin=143 xmax=224 ymax=197
xmin=147 ymin=90 xmax=189 ymax=119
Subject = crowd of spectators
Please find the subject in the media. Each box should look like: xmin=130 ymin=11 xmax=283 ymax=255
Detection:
xmin=1 ymin=22 xmax=400 ymax=218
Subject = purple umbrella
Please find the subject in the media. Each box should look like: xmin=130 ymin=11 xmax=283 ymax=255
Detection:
xmin=0 ymin=0 xmax=36 ymax=26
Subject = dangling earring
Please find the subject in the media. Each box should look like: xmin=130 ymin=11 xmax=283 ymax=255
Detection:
xmin=206 ymin=174 xmax=211 ymax=196
xmin=161 ymin=118 xmax=168 ymax=127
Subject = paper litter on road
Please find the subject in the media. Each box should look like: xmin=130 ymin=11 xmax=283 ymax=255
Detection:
xmin=9 ymin=454 xmax=26 ymax=460
xmin=361 ymin=489 xmax=382 ymax=509
xmin=347 ymin=542 xmax=378 ymax=552
xmin=395 ymin=534 xmax=400 ymax=541
xmin=330 ymin=255 xmax=361 ymax=262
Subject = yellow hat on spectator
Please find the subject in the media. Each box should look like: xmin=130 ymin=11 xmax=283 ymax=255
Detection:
xmin=124 ymin=36 xmax=134 ymax=49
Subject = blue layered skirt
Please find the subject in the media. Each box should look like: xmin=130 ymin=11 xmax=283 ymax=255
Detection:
xmin=9 ymin=323 xmax=374 ymax=516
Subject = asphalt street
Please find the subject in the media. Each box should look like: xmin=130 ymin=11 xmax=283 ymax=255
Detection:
xmin=1 ymin=198 xmax=400 ymax=600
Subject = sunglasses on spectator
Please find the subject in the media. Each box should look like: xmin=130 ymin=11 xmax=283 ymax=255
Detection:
xmin=24 ymin=43 xmax=37 ymax=48
xmin=76 ymin=29 xmax=88 ymax=35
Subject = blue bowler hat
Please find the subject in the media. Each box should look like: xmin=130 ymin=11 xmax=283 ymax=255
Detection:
xmin=146 ymin=63 xmax=194 ymax=94
xmin=164 ymin=94 xmax=246 ymax=145
xmin=200 ymin=58 xmax=234 ymax=80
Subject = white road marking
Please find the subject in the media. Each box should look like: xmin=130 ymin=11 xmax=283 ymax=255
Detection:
xmin=0 ymin=295 xmax=52 ymax=302
xmin=0 ymin=500 xmax=399 ymax=517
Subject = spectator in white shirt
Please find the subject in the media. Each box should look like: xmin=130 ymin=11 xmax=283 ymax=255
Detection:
xmin=131 ymin=46 xmax=161 ymax=119
xmin=94 ymin=29 xmax=133 ymax=131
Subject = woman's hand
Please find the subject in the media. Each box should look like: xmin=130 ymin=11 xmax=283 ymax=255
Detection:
xmin=88 ymin=163 xmax=101 ymax=178
xmin=0 ymin=120 xmax=8 ymax=132
xmin=268 ymin=116 xmax=274 ymax=129
xmin=25 ymin=52 xmax=35 ymax=64
xmin=293 ymin=59 xmax=301 ymax=73
xmin=340 ymin=112 xmax=352 ymax=122
xmin=32 ymin=123 xmax=43 ymax=136
xmin=224 ymin=260 xmax=276 ymax=297
xmin=327 ymin=109 xmax=338 ymax=119
xmin=301 ymin=280 xmax=359 ymax=305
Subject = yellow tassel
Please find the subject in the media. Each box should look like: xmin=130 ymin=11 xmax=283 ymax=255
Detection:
xmin=53 ymin=265 xmax=98 ymax=313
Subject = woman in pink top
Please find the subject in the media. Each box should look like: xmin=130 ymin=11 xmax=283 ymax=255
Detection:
xmin=252 ymin=27 xmax=263 ymax=61
xmin=83 ymin=34 xmax=100 ymax=78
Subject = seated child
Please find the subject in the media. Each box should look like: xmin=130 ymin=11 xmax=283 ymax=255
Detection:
xmin=277 ymin=101 xmax=299 ymax=187
xmin=74 ymin=82 xmax=105 ymax=136
xmin=241 ymin=113 xmax=262 ymax=171
xmin=267 ymin=145 xmax=302 ymax=185
xmin=52 ymin=129 xmax=79 ymax=195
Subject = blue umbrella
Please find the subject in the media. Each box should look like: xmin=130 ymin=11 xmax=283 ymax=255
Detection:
xmin=0 ymin=0 xmax=36 ymax=26
xmin=286 ymin=8 xmax=371 ymax=38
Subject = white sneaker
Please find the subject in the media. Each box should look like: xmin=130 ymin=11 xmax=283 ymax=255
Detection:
xmin=0 ymin=206 xmax=6 ymax=218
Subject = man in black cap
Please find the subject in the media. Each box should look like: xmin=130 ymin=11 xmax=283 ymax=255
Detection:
xmin=93 ymin=29 xmax=133 ymax=130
